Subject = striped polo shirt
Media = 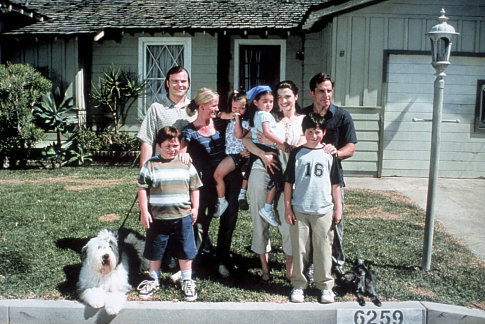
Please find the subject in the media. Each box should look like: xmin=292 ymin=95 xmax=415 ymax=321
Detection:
xmin=137 ymin=155 xmax=203 ymax=220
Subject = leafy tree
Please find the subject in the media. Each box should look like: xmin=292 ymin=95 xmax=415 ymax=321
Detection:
xmin=0 ymin=63 xmax=51 ymax=168
xmin=91 ymin=65 xmax=144 ymax=134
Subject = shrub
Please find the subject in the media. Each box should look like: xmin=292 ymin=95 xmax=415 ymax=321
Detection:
xmin=91 ymin=65 xmax=144 ymax=135
xmin=0 ymin=63 xmax=51 ymax=168
xmin=73 ymin=129 xmax=139 ymax=153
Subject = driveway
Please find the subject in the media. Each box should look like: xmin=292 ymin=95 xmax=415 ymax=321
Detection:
xmin=345 ymin=177 xmax=485 ymax=262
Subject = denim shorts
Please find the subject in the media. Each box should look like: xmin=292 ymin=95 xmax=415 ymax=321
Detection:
xmin=143 ymin=215 xmax=197 ymax=261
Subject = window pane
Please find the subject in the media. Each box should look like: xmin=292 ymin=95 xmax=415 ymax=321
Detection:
xmin=475 ymin=80 xmax=485 ymax=132
xmin=239 ymin=45 xmax=280 ymax=90
xmin=143 ymin=44 xmax=184 ymax=114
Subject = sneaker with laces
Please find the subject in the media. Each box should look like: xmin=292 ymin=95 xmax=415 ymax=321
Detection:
xmin=238 ymin=193 xmax=249 ymax=210
xmin=137 ymin=279 xmax=159 ymax=299
xmin=218 ymin=264 xmax=230 ymax=278
xmin=320 ymin=289 xmax=335 ymax=303
xmin=182 ymin=279 xmax=197 ymax=301
xmin=213 ymin=199 xmax=229 ymax=218
xmin=259 ymin=208 xmax=279 ymax=226
xmin=290 ymin=288 xmax=305 ymax=303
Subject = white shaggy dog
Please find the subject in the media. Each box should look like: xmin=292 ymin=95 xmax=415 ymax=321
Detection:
xmin=77 ymin=228 xmax=147 ymax=315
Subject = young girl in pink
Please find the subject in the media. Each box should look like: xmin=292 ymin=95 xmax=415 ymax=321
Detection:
xmin=213 ymin=90 xmax=250 ymax=217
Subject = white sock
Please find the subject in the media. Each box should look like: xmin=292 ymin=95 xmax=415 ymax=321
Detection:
xmin=264 ymin=203 xmax=272 ymax=212
xmin=239 ymin=189 xmax=247 ymax=195
xmin=181 ymin=269 xmax=192 ymax=281
xmin=218 ymin=197 xmax=226 ymax=204
xmin=149 ymin=270 xmax=160 ymax=282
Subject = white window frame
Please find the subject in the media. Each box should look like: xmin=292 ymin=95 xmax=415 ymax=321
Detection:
xmin=233 ymin=39 xmax=286 ymax=90
xmin=138 ymin=37 xmax=192 ymax=120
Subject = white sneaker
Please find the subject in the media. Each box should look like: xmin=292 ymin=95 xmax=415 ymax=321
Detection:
xmin=213 ymin=199 xmax=229 ymax=218
xmin=320 ymin=289 xmax=335 ymax=303
xmin=218 ymin=264 xmax=230 ymax=278
xmin=182 ymin=279 xmax=197 ymax=302
xmin=259 ymin=208 xmax=279 ymax=226
xmin=290 ymin=288 xmax=305 ymax=303
xmin=137 ymin=279 xmax=159 ymax=299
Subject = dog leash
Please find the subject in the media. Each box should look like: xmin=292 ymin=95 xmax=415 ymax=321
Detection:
xmin=119 ymin=193 xmax=139 ymax=231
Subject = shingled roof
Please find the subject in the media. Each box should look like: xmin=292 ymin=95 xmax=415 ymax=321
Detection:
xmin=3 ymin=0 xmax=330 ymax=36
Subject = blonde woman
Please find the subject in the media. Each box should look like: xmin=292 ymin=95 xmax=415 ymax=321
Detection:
xmin=180 ymin=88 xmax=243 ymax=278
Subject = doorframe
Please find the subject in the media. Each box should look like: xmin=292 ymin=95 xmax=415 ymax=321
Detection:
xmin=233 ymin=39 xmax=286 ymax=90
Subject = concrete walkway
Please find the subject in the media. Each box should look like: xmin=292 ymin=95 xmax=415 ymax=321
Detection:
xmin=345 ymin=177 xmax=485 ymax=261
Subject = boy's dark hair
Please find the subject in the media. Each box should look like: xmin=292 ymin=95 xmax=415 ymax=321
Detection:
xmin=156 ymin=126 xmax=180 ymax=145
xmin=302 ymin=112 xmax=327 ymax=133
xmin=309 ymin=73 xmax=334 ymax=92
xmin=164 ymin=66 xmax=190 ymax=92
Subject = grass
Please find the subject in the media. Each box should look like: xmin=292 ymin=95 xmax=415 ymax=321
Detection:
xmin=0 ymin=167 xmax=484 ymax=309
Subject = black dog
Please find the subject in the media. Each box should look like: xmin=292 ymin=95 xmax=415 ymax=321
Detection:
xmin=339 ymin=259 xmax=382 ymax=307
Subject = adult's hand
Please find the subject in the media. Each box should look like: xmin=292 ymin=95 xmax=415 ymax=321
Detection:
xmin=323 ymin=143 xmax=337 ymax=155
xmin=260 ymin=151 xmax=279 ymax=174
xmin=178 ymin=152 xmax=192 ymax=165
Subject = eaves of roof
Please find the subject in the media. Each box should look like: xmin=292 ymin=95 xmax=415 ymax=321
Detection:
xmin=2 ymin=0 xmax=329 ymax=37
xmin=0 ymin=0 xmax=48 ymax=22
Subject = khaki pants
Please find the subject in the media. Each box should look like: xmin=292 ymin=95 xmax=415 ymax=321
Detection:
xmin=248 ymin=166 xmax=292 ymax=255
xmin=290 ymin=209 xmax=334 ymax=290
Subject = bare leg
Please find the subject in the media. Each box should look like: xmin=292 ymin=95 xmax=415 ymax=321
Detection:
xmin=149 ymin=260 xmax=161 ymax=271
xmin=178 ymin=259 xmax=192 ymax=271
xmin=214 ymin=156 xmax=236 ymax=198
xmin=265 ymin=187 xmax=275 ymax=205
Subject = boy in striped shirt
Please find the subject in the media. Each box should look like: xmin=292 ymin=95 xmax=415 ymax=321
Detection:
xmin=137 ymin=126 xmax=202 ymax=301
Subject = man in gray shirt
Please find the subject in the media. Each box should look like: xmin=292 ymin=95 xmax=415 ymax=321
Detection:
xmin=137 ymin=66 xmax=195 ymax=169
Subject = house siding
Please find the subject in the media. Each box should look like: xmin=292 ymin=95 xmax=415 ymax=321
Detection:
xmin=7 ymin=38 xmax=78 ymax=100
xmin=383 ymin=54 xmax=485 ymax=178
xmin=302 ymin=0 xmax=484 ymax=178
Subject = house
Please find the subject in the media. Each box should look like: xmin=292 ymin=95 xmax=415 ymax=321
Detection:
xmin=1 ymin=0 xmax=484 ymax=178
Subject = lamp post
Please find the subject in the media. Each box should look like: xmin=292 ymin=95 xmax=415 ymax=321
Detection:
xmin=422 ymin=9 xmax=458 ymax=271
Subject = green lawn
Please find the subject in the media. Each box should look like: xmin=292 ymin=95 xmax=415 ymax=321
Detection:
xmin=0 ymin=167 xmax=483 ymax=308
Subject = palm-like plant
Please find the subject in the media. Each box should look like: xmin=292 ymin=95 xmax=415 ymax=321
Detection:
xmin=33 ymin=86 xmax=75 ymax=150
xmin=91 ymin=65 xmax=144 ymax=134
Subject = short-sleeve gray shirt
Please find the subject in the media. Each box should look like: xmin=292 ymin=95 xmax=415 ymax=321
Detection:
xmin=137 ymin=96 xmax=195 ymax=154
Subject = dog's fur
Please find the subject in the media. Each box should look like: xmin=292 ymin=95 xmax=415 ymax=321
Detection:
xmin=77 ymin=228 xmax=148 ymax=315
xmin=339 ymin=259 xmax=382 ymax=307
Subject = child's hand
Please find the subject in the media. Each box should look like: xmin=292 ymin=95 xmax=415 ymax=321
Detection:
xmin=285 ymin=208 xmax=296 ymax=225
xmin=140 ymin=212 xmax=152 ymax=229
xmin=191 ymin=209 xmax=198 ymax=225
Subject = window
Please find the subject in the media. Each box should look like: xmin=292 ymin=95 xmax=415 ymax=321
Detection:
xmin=138 ymin=37 xmax=191 ymax=120
xmin=476 ymin=80 xmax=485 ymax=132
xmin=234 ymin=39 xmax=286 ymax=91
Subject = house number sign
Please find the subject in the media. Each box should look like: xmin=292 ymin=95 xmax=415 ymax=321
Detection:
xmin=337 ymin=308 xmax=424 ymax=324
